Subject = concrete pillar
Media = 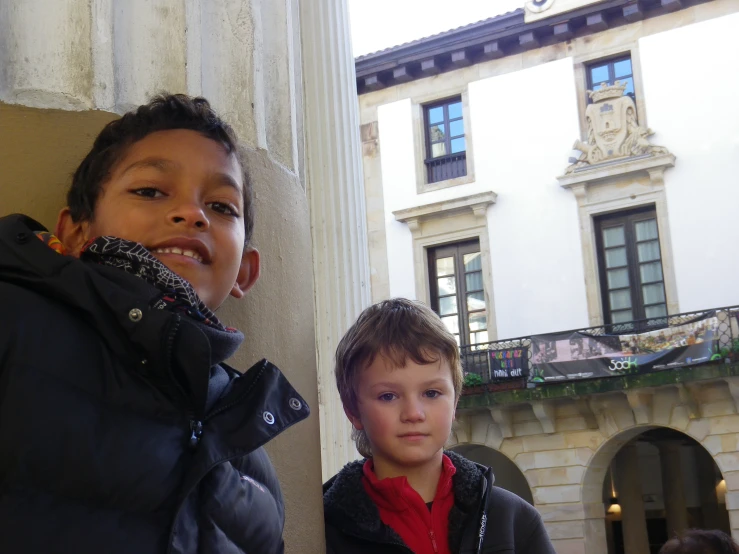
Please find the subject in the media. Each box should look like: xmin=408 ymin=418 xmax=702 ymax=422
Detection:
xmin=694 ymin=445 xmax=721 ymax=530
xmin=658 ymin=440 xmax=689 ymax=537
xmin=614 ymin=444 xmax=651 ymax=554
xmin=300 ymin=0 xmax=372 ymax=480
xmin=0 ymin=1 xmax=336 ymax=551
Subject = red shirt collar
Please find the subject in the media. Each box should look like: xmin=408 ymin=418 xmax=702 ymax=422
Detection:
xmin=362 ymin=453 xmax=456 ymax=512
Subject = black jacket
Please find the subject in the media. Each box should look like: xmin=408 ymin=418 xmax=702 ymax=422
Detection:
xmin=0 ymin=214 xmax=310 ymax=554
xmin=323 ymin=450 xmax=555 ymax=554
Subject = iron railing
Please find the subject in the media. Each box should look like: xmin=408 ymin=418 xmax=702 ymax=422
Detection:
xmin=459 ymin=305 xmax=739 ymax=392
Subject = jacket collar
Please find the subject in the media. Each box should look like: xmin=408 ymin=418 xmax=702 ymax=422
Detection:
xmin=0 ymin=214 xmax=310 ymax=450
xmin=323 ymin=449 xmax=493 ymax=551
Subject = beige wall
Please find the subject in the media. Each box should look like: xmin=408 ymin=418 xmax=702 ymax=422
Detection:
xmin=0 ymin=102 xmax=323 ymax=553
xmin=0 ymin=103 xmax=117 ymax=227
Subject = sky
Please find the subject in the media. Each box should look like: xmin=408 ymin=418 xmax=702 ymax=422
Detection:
xmin=349 ymin=0 xmax=525 ymax=57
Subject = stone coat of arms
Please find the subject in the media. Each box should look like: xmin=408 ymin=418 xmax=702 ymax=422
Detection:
xmin=566 ymin=81 xmax=668 ymax=173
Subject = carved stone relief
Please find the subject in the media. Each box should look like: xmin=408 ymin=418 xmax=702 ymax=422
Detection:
xmin=566 ymin=81 xmax=669 ymax=174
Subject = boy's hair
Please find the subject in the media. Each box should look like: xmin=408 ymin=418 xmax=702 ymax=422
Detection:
xmin=335 ymin=298 xmax=463 ymax=457
xmin=67 ymin=93 xmax=254 ymax=244
xmin=659 ymin=529 xmax=739 ymax=554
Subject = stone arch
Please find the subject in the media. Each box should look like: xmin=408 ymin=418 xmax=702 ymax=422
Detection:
xmin=580 ymin=423 xmax=730 ymax=553
xmin=448 ymin=411 xmax=536 ymax=504
xmin=451 ymin=443 xmax=535 ymax=504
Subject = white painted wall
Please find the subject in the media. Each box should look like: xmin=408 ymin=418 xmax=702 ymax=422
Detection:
xmin=377 ymin=99 xmax=417 ymax=299
xmin=469 ymin=58 xmax=590 ymax=338
xmin=378 ymin=99 xmax=501 ymax=300
xmin=639 ymin=12 xmax=739 ymax=312
xmin=377 ymin=12 xmax=739 ymax=339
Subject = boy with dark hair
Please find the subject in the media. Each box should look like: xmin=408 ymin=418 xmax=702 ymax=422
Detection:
xmin=0 ymin=94 xmax=309 ymax=554
xmin=323 ymin=298 xmax=555 ymax=554
xmin=660 ymin=529 xmax=739 ymax=554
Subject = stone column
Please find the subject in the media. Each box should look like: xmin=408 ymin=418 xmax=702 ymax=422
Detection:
xmin=614 ymin=444 xmax=651 ymax=554
xmin=658 ymin=440 xmax=689 ymax=537
xmin=300 ymin=0 xmax=372 ymax=480
xmin=694 ymin=445 xmax=721 ymax=530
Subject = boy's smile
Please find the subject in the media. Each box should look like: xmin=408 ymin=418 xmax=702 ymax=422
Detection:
xmin=349 ymin=353 xmax=456 ymax=477
xmin=56 ymin=129 xmax=259 ymax=310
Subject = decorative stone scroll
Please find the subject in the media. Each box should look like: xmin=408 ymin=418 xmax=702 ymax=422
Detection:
xmin=565 ymin=81 xmax=669 ymax=174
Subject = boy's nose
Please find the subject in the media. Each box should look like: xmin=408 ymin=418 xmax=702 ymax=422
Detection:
xmin=400 ymin=400 xmax=426 ymax=422
xmin=170 ymin=204 xmax=210 ymax=230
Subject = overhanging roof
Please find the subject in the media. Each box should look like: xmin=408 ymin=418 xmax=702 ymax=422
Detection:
xmin=355 ymin=0 xmax=708 ymax=94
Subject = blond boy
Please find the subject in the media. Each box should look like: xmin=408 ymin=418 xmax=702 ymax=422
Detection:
xmin=323 ymin=298 xmax=555 ymax=554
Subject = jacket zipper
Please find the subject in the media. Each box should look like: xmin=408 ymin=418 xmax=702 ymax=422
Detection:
xmin=163 ymin=315 xmax=204 ymax=449
xmin=429 ymin=529 xmax=439 ymax=553
xmin=166 ymin=361 xmax=280 ymax=554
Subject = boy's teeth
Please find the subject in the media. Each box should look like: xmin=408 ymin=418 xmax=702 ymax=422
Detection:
xmin=152 ymin=247 xmax=203 ymax=263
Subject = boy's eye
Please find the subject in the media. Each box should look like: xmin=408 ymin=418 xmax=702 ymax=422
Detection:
xmin=378 ymin=393 xmax=397 ymax=402
xmin=424 ymin=390 xmax=442 ymax=399
xmin=132 ymin=187 xmax=165 ymax=198
xmin=208 ymin=202 xmax=240 ymax=217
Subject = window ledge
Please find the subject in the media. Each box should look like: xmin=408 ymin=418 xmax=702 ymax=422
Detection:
xmin=420 ymin=173 xmax=475 ymax=193
xmin=558 ymin=153 xmax=676 ymax=192
xmin=393 ymin=191 xmax=497 ymax=230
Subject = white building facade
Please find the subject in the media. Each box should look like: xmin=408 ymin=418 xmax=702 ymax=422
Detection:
xmin=356 ymin=1 xmax=739 ymax=552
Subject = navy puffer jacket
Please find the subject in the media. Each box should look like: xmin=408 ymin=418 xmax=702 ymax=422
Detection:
xmin=0 ymin=214 xmax=309 ymax=554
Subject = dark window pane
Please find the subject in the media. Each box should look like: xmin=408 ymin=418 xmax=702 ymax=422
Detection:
xmin=607 ymin=268 xmax=629 ymax=289
xmin=441 ymin=315 xmax=459 ymax=334
xmin=469 ymin=312 xmax=487 ymax=331
xmin=606 ymin=247 xmax=627 ymax=268
xmin=637 ymin=241 xmax=661 ymax=262
xmin=464 ymin=252 xmax=482 ymax=272
xmin=609 ymin=289 xmax=632 ymax=310
xmin=448 ymin=102 xmax=463 ymax=119
xmin=431 ymin=142 xmax=447 ymax=158
xmin=428 ymin=106 xmax=444 ymax=124
xmin=438 ymin=276 xmax=456 ymax=295
xmin=612 ymin=309 xmax=633 ymax=323
xmin=590 ymin=64 xmax=609 ymax=85
xmin=429 ymin=124 xmax=446 ymax=142
xmin=645 ymin=304 xmax=667 ymax=319
xmin=603 ymin=226 xmax=625 ymax=247
xmin=614 ymin=59 xmax=632 ymax=78
xmin=640 ymin=262 xmax=663 ymax=284
xmin=436 ymin=256 xmax=454 ymax=277
xmin=635 ymin=219 xmax=658 ymax=241
xmin=642 ymin=283 xmax=666 ymax=305
xmin=466 ymin=271 xmax=483 ymax=291
xmin=439 ymin=296 xmax=458 ymax=316
xmin=467 ymin=291 xmax=485 ymax=311
xmin=451 ymin=138 xmax=466 ymax=154
xmin=449 ymin=120 xmax=464 ymax=137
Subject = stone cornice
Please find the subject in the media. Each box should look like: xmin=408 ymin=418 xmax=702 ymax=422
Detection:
xmin=393 ymin=191 xmax=497 ymax=230
xmin=355 ymin=0 xmax=708 ymax=94
xmin=557 ymin=153 xmax=676 ymax=191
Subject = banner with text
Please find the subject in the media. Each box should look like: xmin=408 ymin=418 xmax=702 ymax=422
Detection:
xmin=529 ymin=313 xmax=720 ymax=383
xmin=489 ymin=347 xmax=527 ymax=380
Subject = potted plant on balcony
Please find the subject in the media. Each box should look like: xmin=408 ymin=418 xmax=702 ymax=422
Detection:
xmin=462 ymin=372 xmax=486 ymax=395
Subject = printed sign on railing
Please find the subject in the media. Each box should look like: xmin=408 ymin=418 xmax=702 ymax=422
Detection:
xmin=529 ymin=313 xmax=721 ymax=383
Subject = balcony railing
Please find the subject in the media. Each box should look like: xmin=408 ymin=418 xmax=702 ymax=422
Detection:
xmin=425 ymin=152 xmax=466 ymax=183
xmin=459 ymin=305 xmax=739 ymax=395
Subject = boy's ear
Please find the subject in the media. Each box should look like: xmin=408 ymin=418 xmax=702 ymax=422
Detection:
xmin=343 ymin=405 xmax=364 ymax=431
xmin=55 ymin=207 xmax=90 ymax=258
xmin=230 ymin=246 xmax=260 ymax=299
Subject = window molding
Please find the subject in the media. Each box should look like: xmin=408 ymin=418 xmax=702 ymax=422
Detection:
xmin=595 ymin=207 xmax=668 ymax=325
xmin=573 ymin=43 xmax=648 ymax=140
xmin=558 ymin=159 xmax=679 ymax=327
xmin=393 ymin=191 xmax=497 ymax=339
xmin=412 ymin=87 xmax=476 ymax=194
